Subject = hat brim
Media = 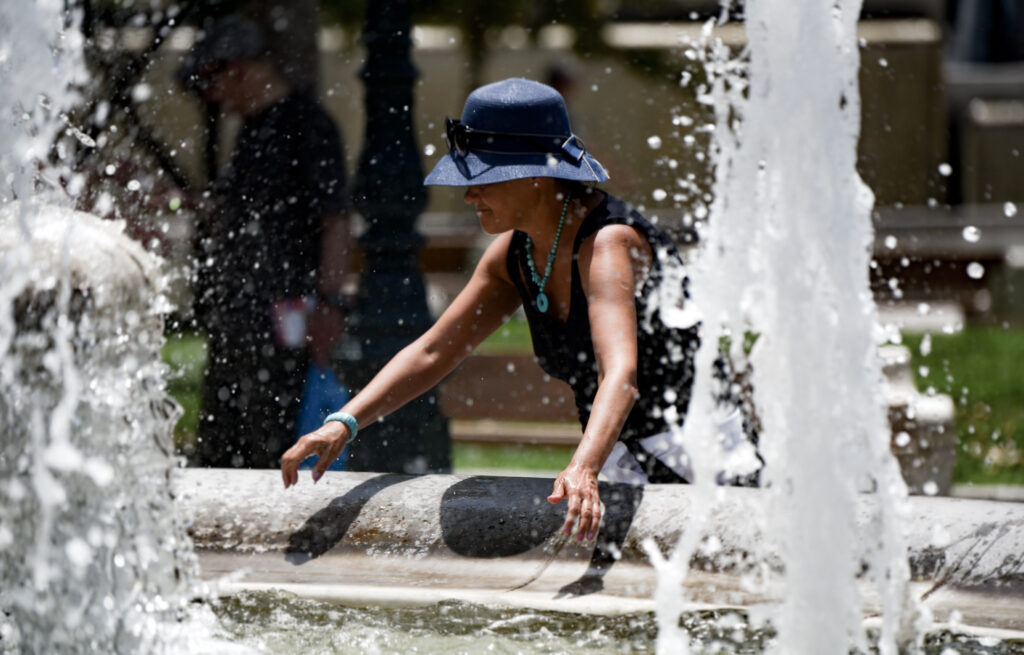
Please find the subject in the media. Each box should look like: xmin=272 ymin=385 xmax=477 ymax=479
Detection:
xmin=424 ymin=149 xmax=609 ymax=187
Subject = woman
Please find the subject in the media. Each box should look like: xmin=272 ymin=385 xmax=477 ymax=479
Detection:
xmin=281 ymin=77 xmax=714 ymax=543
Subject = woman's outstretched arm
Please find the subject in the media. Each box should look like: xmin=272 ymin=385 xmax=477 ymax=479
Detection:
xmin=547 ymin=223 xmax=652 ymax=541
xmin=281 ymin=233 xmax=521 ymax=487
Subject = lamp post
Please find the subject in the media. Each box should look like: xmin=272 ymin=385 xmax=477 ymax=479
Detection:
xmin=339 ymin=0 xmax=451 ymax=473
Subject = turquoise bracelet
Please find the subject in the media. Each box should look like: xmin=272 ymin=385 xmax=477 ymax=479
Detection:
xmin=323 ymin=411 xmax=358 ymax=440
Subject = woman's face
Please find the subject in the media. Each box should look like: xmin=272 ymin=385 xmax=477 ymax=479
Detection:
xmin=463 ymin=178 xmax=550 ymax=234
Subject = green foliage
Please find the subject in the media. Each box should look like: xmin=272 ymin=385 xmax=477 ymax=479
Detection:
xmin=718 ymin=330 xmax=760 ymax=356
xmin=901 ymin=325 xmax=1024 ymax=485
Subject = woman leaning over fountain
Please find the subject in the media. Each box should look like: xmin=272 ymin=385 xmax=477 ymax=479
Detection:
xmin=281 ymin=77 xmax=755 ymax=542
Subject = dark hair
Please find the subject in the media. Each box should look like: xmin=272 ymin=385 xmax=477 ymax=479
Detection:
xmin=558 ymin=179 xmax=600 ymax=198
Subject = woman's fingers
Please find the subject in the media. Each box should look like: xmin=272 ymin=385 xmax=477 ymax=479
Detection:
xmin=547 ymin=477 xmax=566 ymax=504
xmin=280 ymin=438 xmax=314 ymax=488
xmin=550 ymin=469 xmax=601 ymax=541
xmin=563 ymin=487 xmax=582 ymax=537
xmin=310 ymin=434 xmax=345 ymax=483
xmin=578 ymin=495 xmax=602 ymax=541
xmin=281 ymin=425 xmax=344 ymax=488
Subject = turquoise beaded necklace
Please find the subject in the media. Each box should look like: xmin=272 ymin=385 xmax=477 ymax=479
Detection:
xmin=525 ymin=192 xmax=572 ymax=313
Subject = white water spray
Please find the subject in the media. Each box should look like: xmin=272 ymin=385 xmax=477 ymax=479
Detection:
xmin=0 ymin=4 xmax=205 ymax=653
xmin=650 ymin=1 xmax=922 ymax=652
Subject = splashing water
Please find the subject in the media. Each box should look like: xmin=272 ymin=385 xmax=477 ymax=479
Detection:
xmin=0 ymin=204 xmax=197 ymax=653
xmin=649 ymin=1 xmax=921 ymax=653
xmin=0 ymin=1 xmax=963 ymax=653
xmin=0 ymin=4 xmax=209 ymax=653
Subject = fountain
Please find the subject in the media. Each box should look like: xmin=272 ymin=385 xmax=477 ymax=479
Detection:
xmin=646 ymin=2 xmax=918 ymax=652
xmin=2 ymin=1 xmax=1023 ymax=654
xmin=0 ymin=4 xmax=230 ymax=653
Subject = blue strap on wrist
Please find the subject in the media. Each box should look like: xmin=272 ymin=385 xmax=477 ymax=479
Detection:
xmin=323 ymin=411 xmax=358 ymax=440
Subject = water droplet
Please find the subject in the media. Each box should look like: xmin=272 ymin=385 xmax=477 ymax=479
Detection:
xmin=937 ymin=162 xmax=952 ymax=176
xmin=647 ymin=135 xmax=662 ymax=149
xmin=65 ymin=538 xmax=93 ymax=569
xmin=961 ymin=225 xmax=981 ymax=242
xmin=423 ymin=144 xmax=436 ymax=156
xmin=920 ymin=333 xmax=931 ymax=356
xmin=62 ymin=116 xmax=96 ymax=148
xmin=652 ymin=188 xmax=667 ymax=202
xmin=1004 ymin=202 xmax=1018 ymax=218
xmin=966 ymin=261 xmax=985 ymax=279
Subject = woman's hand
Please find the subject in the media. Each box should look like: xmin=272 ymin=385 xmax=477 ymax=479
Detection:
xmin=547 ymin=463 xmax=602 ymax=541
xmin=280 ymin=421 xmax=349 ymax=488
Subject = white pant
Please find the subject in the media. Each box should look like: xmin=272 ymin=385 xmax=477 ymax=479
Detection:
xmin=600 ymin=408 xmax=758 ymax=485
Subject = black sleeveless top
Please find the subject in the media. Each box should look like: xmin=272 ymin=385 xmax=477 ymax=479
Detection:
xmin=506 ymin=194 xmax=700 ymax=444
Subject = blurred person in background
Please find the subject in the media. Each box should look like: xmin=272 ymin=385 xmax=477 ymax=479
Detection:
xmin=177 ymin=13 xmax=351 ymax=468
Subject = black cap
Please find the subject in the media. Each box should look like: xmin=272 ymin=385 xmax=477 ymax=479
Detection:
xmin=175 ymin=15 xmax=266 ymax=91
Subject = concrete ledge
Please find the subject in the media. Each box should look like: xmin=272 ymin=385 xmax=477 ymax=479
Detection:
xmin=177 ymin=469 xmax=1024 ymax=624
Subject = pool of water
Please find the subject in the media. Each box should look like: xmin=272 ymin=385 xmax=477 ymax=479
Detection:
xmin=200 ymin=592 xmax=1024 ymax=655
xmin=205 ymin=592 xmax=659 ymax=654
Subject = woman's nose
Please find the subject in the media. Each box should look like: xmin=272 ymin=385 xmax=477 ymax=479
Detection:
xmin=463 ymin=186 xmax=479 ymax=203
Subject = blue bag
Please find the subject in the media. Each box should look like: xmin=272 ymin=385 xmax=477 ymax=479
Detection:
xmin=295 ymin=363 xmax=350 ymax=471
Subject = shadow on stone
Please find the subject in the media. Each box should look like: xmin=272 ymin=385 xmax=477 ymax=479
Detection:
xmin=439 ymin=476 xmax=565 ymax=557
xmin=285 ymin=473 xmax=645 ymax=595
xmin=440 ymin=477 xmax=644 ymax=597
xmin=285 ymin=474 xmax=411 ymax=563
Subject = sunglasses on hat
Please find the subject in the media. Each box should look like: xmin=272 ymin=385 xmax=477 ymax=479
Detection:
xmin=444 ymin=117 xmax=586 ymax=162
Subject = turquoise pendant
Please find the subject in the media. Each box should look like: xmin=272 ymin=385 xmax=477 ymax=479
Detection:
xmin=536 ymin=292 xmax=549 ymax=313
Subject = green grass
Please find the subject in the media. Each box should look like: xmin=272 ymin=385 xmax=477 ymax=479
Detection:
xmin=452 ymin=443 xmax=574 ymax=473
xmin=474 ymin=318 xmax=533 ymax=354
xmin=160 ymin=321 xmax=1024 ymax=484
xmin=162 ymin=331 xmax=206 ymax=449
xmin=900 ymin=325 xmax=1024 ymax=485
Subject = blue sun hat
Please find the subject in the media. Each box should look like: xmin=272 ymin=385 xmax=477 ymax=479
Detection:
xmin=424 ymin=78 xmax=609 ymax=187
